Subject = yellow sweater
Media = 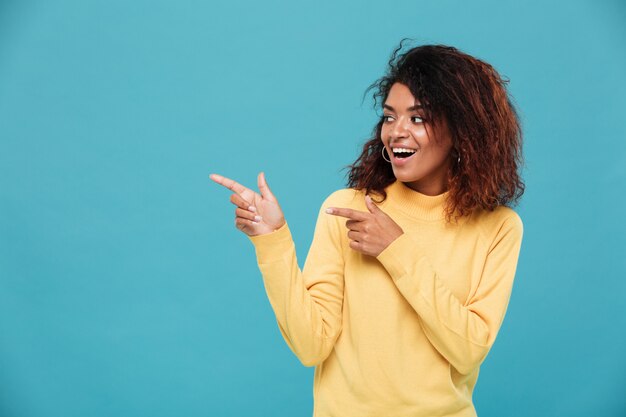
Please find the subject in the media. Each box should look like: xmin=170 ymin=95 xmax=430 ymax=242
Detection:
xmin=247 ymin=180 xmax=524 ymax=417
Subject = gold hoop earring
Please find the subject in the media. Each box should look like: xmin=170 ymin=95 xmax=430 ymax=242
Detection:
xmin=381 ymin=146 xmax=391 ymax=163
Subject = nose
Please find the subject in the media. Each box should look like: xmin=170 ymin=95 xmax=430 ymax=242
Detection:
xmin=389 ymin=116 xmax=409 ymax=140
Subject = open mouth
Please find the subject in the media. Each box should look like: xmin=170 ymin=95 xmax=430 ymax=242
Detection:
xmin=392 ymin=147 xmax=418 ymax=159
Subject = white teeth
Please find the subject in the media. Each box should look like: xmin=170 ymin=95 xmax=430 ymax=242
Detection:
xmin=392 ymin=147 xmax=417 ymax=153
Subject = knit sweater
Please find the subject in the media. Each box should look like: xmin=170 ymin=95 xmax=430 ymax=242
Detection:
xmin=247 ymin=180 xmax=524 ymax=417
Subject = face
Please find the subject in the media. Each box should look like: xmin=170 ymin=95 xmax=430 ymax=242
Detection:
xmin=381 ymin=82 xmax=454 ymax=195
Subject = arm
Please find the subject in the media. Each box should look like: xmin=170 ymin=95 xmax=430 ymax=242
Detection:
xmin=376 ymin=213 xmax=524 ymax=375
xmin=247 ymin=195 xmax=345 ymax=367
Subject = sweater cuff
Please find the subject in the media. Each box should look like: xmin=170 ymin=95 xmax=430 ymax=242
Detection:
xmin=247 ymin=222 xmax=293 ymax=262
xmin=376 ymin=232 xmax=419 ymax=282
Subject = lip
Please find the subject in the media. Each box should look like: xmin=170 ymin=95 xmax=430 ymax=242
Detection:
xmin=389 ymin=148 xmax=418 ymax=166
xmin=391 ymin=145 xmax=419 ymax=151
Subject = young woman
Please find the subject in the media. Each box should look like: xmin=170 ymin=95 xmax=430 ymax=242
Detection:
xmin=210 ymin=41 xmax=525 ymax=417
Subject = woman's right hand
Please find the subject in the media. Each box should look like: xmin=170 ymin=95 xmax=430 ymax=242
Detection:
xmin=209 ymin=172 xmax=286 ymax=236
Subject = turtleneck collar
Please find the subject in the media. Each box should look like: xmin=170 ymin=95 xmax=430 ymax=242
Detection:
xmin=382 ymin=180 xmax=450 ymax=221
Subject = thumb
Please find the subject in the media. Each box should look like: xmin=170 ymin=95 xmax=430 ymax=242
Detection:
xmin=365 ymin=195 xmax=380 ymax=214
xmin=258 ymin=172 xmax=276 ymax=201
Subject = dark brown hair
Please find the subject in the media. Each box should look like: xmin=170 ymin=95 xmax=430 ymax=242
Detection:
xmin=344 ymin=40 xmax=525 ymax=223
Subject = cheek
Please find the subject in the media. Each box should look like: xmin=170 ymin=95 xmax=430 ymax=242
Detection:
xmin=380 ymin=125 xmax=389 ymax=140
xmin=380 ymin=129 xmax=392 ymax=147
xmin=410 ymin=126 xmax=430 ymax=144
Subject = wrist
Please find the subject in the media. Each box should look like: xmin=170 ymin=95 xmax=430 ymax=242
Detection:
xmin=273 ymin=219 xmax=286 ymax=231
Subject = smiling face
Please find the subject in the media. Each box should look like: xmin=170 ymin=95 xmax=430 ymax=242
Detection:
xmin=381 ymin=82 xmax=454 ymax=196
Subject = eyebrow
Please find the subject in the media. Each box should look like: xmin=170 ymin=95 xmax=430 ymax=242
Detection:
xmin=383 ymin=104 xmax=423 ymax=112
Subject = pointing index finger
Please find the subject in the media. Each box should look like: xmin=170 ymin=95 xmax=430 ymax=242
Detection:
xmin=325 ymin=207 xmax=368 ymax=221
xmin=209 ymin=173 xmax=250 ymax=196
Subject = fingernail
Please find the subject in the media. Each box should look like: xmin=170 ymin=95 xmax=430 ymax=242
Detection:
xmin=325 ymin=208 xmax=333 ymax=214
xmin=249 ymin=206 xmax=256 ymax=212
xmin=254 ymin=215 xmax=262 ymax=222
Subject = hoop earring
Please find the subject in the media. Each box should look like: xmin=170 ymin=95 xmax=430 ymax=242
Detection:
xmin=454 ymin=148 xmax=461 ymax=165
xmin=381 ymin=146 xmax=391 ymax=163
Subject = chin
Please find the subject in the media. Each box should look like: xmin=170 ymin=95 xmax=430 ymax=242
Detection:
xmin=392 ymin=170 xmax=420 ymax=183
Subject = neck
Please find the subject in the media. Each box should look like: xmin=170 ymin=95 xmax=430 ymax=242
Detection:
xmin=403 ymin=181 xmax=448 ymax=196
xmin=384 ymin=180 xmax=450 ymax=221
xmin=402 ymin=173 xmax=450 ymax=196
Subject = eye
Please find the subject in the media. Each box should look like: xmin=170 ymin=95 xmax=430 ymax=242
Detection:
xmin=382 ymin=115 xmax=394 ymax=123
xmin=411 ymin=116 xmax=424 ymax=123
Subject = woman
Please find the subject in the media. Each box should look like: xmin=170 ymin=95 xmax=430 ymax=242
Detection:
xmin=210 ymin=41 xmax=524 ymax=417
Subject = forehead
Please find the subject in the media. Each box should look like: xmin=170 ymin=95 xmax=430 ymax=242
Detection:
xmin=384 ymin=83 xmax=422 ymax=109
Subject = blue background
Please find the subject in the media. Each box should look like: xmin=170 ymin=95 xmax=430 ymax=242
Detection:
xmin=1 ymin=0 xmax=625 ymax=416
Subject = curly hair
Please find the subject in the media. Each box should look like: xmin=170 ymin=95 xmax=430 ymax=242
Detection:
xmin=344 ymin=39 xmax=525 ymax=223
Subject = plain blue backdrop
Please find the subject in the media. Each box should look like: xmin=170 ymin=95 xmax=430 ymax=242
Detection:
xmin=1 ymin=0 xmax=625 ymax=416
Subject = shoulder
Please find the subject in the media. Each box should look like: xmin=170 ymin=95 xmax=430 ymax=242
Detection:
xmin=470 ymin=205 xmax=524 ymax=247
xmin=312 ymin=188 xmax=364 ymax=241
xmin=320 ymin=187 xmax=365 ymax=209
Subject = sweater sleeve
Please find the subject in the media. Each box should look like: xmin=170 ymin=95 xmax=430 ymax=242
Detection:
xmin=247 ymin=195 xmax=345 ymax=367
xmin=376 ymin=213 xmax=524 ymax=375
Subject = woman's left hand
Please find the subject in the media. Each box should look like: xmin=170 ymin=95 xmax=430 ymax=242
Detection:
xmin=326 ymin=195 xmax=404 ymax=257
